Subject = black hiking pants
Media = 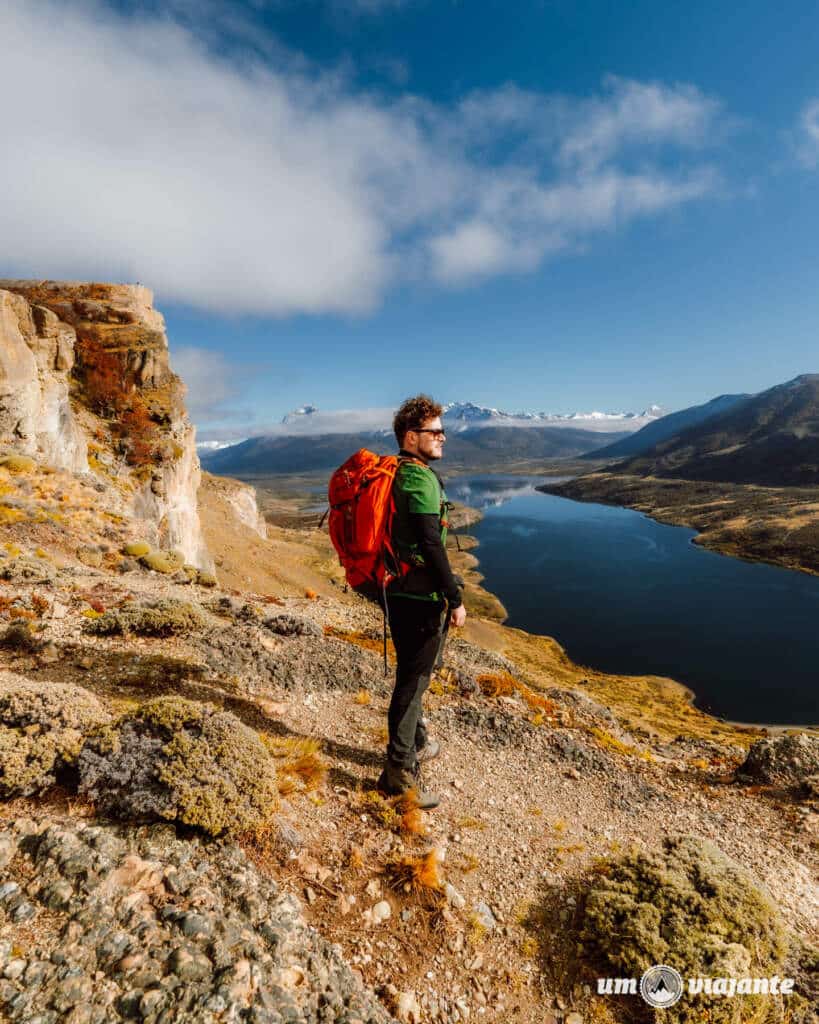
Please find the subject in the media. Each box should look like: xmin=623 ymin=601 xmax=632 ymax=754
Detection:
xmin=385 ymin=595 xmax=444 ymax=771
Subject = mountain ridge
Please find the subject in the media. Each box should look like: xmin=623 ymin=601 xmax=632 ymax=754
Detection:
xmin=613 ymin=373 xmax=819 ymax=486
xmin=586 ymin=393 xmax=750 ymax=461
xmin=200 ymin=425 xmax=632 ymax=476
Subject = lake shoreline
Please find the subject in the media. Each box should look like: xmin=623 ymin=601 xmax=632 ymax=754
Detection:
xmin=463 ymin=478 xmax=819 ymax=733
xmin=541 ymin=472 xmax=819 ymax=577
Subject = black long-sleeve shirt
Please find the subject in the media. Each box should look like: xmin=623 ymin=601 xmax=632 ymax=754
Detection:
xmin=409 ymin=511 xmax=463 ymax=607
xmin=391 ymin=450 xmax=462 ymax=607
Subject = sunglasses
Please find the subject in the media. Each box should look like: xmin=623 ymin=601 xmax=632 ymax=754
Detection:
xmin=413 ymin=428 xmax=446 ymax=439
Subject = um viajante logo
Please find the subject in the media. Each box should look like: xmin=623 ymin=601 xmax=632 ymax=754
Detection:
xmin=597 ymin=966 xmax=796 ymax=1006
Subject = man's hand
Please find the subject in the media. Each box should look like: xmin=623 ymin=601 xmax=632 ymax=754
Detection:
xmin=451 ymin=604 xmax=467 ymax=628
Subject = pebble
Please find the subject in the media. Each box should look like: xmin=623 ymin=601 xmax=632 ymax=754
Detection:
xmin=444 ymin=883 xmax=466 ymax=910
xmin=397 ymin=990 xmax=422 ymax=1023
xmin=471 ymin=901 xmax=496 ymax=932
xmin=2 ymin=961 xmax=25 ymax=981
xmin=371 ymin=901 xmax=391 ymax=924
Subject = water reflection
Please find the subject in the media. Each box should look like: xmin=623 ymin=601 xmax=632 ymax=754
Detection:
xmin=447 ymin=475 xmax=568 ymax=509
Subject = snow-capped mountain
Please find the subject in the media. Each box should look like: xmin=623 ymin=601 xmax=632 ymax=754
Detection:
xmin=442 ymin=401 xmax=665 ymax=433
xmin=198 ymin=401 xmax=665 ymax=453
xmin=196 ymin=439 xmax=246 ymax=451
xmin=281 ymin=405 xmax=319 ymax=424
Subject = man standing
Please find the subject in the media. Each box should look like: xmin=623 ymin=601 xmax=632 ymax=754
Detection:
xmin=376 ymin=395 xmax=467 ymax=809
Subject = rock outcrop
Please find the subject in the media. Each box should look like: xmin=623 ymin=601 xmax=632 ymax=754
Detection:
xmin=200 ymin=472 xmax=268 ymax=539
xmin=738 ymin=732 xmax=819 ymax=789
xmin=0 ymin=289 xmax=87 ymax=473
xmin=0 ymin=280 xmax=211 ymax=569
xmin=225 ymin=479 xmax=268 ymax=539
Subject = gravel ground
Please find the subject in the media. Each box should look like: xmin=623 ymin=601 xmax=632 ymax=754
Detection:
xmin=0 ymin=816 xmax=395 ymax=1024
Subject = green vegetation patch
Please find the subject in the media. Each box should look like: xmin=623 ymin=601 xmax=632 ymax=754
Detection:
xmin=139 ymin=549 xmax=185 ymax=574
xmin=580 ymin=835 xmax=787 ymax=1024
xmin=83 ymin=598 xmax=207 ymax=638
xmin=0 ymin=672 xmax=111 ymax=797
xmin=122 ymin=541 xmax=151 ymax=558
xmin=78 ymin=696 xmax=278 ymax=836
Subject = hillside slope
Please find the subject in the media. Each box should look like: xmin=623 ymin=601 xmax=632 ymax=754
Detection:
xmin=587 ymin=393 xmax=749 ymax=461
xmin=616 ymin=374 xmax=819 ymax=485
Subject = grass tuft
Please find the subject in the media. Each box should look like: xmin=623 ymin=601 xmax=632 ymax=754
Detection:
xmin=385 ymin=850 xmax=444 ymax=905
xmin=263 ymin=736 xmax=326 ymax=792
xmin=476 ymin=672 xmax=560 ymax=720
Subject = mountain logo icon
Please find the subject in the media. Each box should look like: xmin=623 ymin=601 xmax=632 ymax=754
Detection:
xmin=639 ymin=965 xmax=684 ymax=1008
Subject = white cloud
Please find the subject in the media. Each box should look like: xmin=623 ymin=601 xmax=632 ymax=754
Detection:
xmin=170 ymin=346 xmax=242 ymax=420
xmin=0 ymin=1 xmax=725 ymax=314
xmin=796 ymin=98 xmax=819 ymax=168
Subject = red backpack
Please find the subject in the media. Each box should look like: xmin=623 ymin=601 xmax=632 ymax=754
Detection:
xmin=327 ymin=449 xmax=423 ymax=593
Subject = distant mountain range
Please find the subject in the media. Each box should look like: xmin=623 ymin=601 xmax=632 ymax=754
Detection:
xmin=199 ymin=376 xmax=819 ymax=485
xmin=607 ymin=374 xmax=819 ymax=486
xmin=439 ymin=401 xmax=664 ymax=432
xmin=199 ymin=399 xmax=663 ymax=475
xmin=226 ymin=400 xmax=665 ymax=438
xmin=200 ymin=425 xmax=632 ymax=476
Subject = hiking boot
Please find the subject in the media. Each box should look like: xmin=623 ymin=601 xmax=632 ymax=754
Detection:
xmin=376 ymin=764 xmax=440 ymax=810
xmin=416 ymin=738 xmax=441 ymax=763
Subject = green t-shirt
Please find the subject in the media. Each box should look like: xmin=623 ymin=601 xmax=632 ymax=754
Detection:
xmin=390 ymin=460 xmax=449 ymax=601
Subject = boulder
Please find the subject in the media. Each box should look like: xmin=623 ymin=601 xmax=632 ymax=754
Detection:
xmin=738 ymin=732 xmax=819 ymax=788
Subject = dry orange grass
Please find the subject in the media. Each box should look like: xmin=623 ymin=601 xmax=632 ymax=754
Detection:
xmin=324 ymin=626 xmax=395 ymax=662
xmin=395 ymin=790 xmax=426 ymax=836
xmin=347 ymin=846 xmax=365 ymax=873
xmin=262 ymin=736 xmax=327 ymax=792
xmin=354 ymin=689 xmax=372 ymax=706
xmin=237 ymin=816 xmax=281 ymax=874
xmin=476 ymin=672 xmax=559 ymax=719
xmin=360 ymin=788 xmax=426 ymax=836
xmin=385 ymin=850 xmax=444 ymax=907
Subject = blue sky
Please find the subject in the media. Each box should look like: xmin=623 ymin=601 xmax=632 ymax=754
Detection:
xmin=2 ymin=0 xmax=819 ymax=441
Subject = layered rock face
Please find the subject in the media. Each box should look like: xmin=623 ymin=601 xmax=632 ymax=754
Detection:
xmin=0 ymin=289 xmax=87 ymax=473
xmin=0 ymin=280 xmax=211 ymax=569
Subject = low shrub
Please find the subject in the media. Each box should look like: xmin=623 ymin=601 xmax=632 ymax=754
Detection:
xmin=83 ymin=598 xmax=207 ymax=638
xmin=0 ymin=672 xmax=110 ymax=796
xmin=78 ymin=696 xmax=278 ymax=836
xmin=580 ymin=834 xmax=787 ymax=1024
xmin=139 ymin=549 xmax=185 ymax=574
xmin=264 ymin=613 xmax=322 ymax=638
xmin=0 ymin=621 xmax=38 ymax=652
xmin=0 ymin=557 xmax=55 ymax=584
xmin=76 ymin=546 xmax=104 ymax=568
xmin=0 ymin=455 xmax=36 ymax=474
xmin=122 ymin=541 xmax=151 ymax=558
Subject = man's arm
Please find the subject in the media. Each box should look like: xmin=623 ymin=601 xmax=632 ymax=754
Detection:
xmin=409 ymin=512 xmax=463 ymax=608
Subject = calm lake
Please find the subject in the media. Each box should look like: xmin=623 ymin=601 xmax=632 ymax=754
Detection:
xmin=448 ymin=474 xmax=819 ymax=726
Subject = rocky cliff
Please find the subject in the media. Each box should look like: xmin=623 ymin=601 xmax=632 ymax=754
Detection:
xmin=0 ymin=288 xmax=87 ymax=474
xmin=0 ymin=280 xmax=211 ymax=569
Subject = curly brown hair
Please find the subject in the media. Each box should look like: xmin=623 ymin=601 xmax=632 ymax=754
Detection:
xmin=393 ymin=394 xmax=443 ymax=447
